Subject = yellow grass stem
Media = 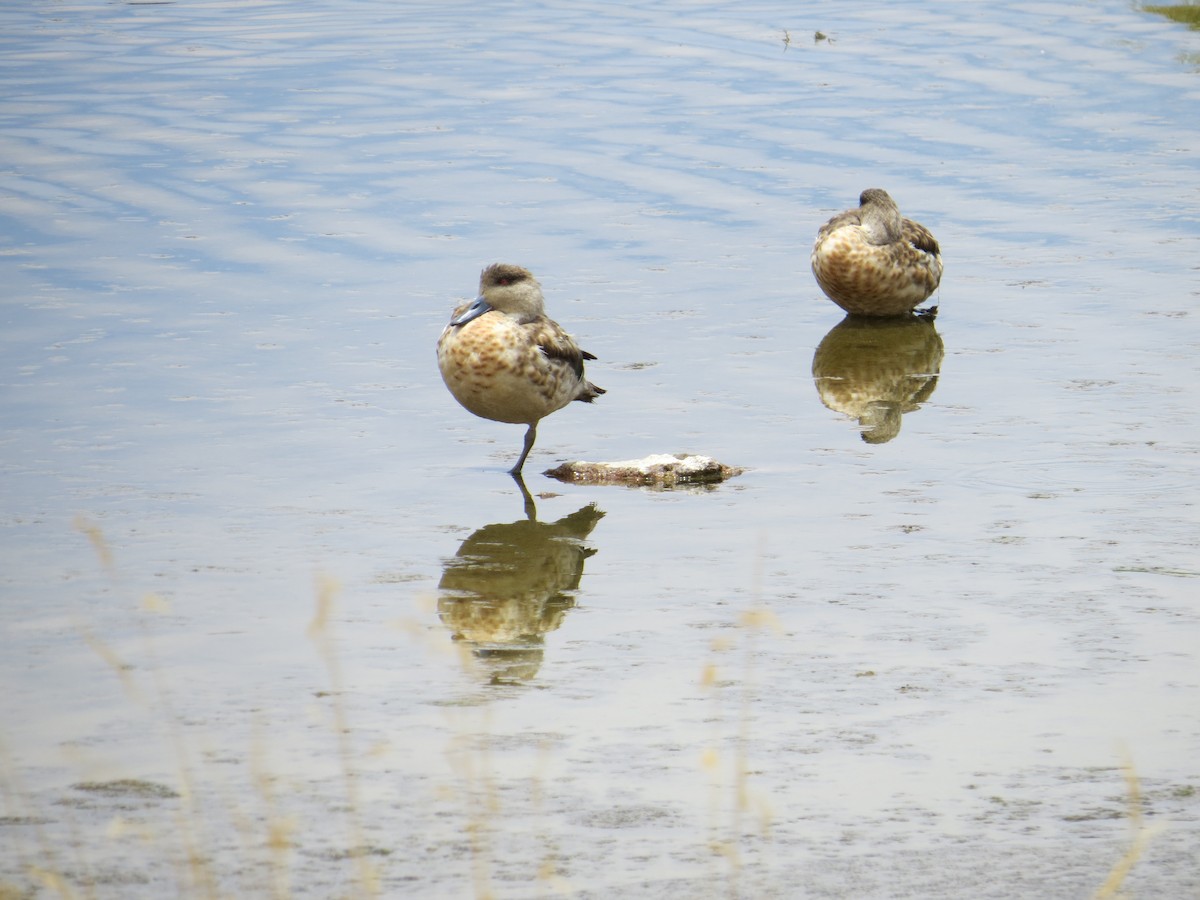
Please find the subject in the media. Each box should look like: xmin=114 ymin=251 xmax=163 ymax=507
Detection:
xmin=307 ymin=575 xmax=381 ymax=898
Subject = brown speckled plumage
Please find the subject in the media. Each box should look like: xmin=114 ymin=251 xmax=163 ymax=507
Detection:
xmin=437 ymin=263 xmax=604 ymax=474
xmin=811 ymin=189 xmax=943 ymax=317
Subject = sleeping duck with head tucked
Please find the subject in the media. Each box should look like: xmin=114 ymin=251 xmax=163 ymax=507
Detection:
xmin=437 ymin=263 xmax=605 ymax=475
xmin=811 ymin=188 xmax=943 ymax=317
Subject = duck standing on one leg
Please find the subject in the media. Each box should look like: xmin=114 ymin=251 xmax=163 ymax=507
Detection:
xmin=437 ymin=263 xmax=605 ymax=475
xmin=811 ymin=188 xmax=943 ymax=317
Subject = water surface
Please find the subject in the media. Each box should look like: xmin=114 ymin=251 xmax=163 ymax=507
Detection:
xmin=2 ymin=1 xmax=1198 ymax=897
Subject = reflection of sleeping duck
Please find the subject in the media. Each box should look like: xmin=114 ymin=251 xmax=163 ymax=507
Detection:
xmin=811 ymin=314 xmax=944 ymax=444
xmin=438 ymin=488 xmax=604 ymax=683
xmin=811 ymin=189 xmax=943 ymax=317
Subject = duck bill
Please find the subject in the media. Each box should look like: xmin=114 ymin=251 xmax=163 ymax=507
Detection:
xmin=450 ymin=296 xmax=493 ymax=326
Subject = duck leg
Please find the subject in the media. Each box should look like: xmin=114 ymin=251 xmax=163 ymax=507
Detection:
xmin=510 ymin=423 xmax=538 ymax=475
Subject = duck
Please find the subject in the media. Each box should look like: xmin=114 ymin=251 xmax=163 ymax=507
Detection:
xmin=811 ymin=188 xmax=943 ymax=316
xmin=437 ymin=263 xmax=605 ymax=475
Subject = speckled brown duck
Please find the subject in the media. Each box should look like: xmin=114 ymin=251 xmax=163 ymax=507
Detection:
xmin=811 ymin=189 xmax=943 ymax=316
xmin=437 ymin=263 xmax=605 ymax=474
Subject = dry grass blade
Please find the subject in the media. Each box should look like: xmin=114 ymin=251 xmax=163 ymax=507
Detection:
xmin=1093 ymin=755 xmax=1158 ymax=899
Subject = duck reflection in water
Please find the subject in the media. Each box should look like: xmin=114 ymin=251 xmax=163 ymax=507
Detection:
xmin=438 ymin=476 xmax=604 ymax=684
xmin=811 ymin=312 xmax=944 ymax=444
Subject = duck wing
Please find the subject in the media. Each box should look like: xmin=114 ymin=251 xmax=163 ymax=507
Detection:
xmin=815 ymin=208 xmax=863 ymax=242
xmin=533 ymin=320 xmax=606 ymax=401
xmin=533 ymin=320 xmax=590 ymax=380
xmin=902 ymin=219 xmax=941 ymax=257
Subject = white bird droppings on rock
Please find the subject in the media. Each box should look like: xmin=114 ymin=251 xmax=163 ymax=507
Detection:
xmin=543 ymin=453 xmax=744 ymax=487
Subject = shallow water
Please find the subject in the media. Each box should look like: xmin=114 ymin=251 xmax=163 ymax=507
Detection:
xmin=2 ymin=1 xmax=1199 ymax=897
